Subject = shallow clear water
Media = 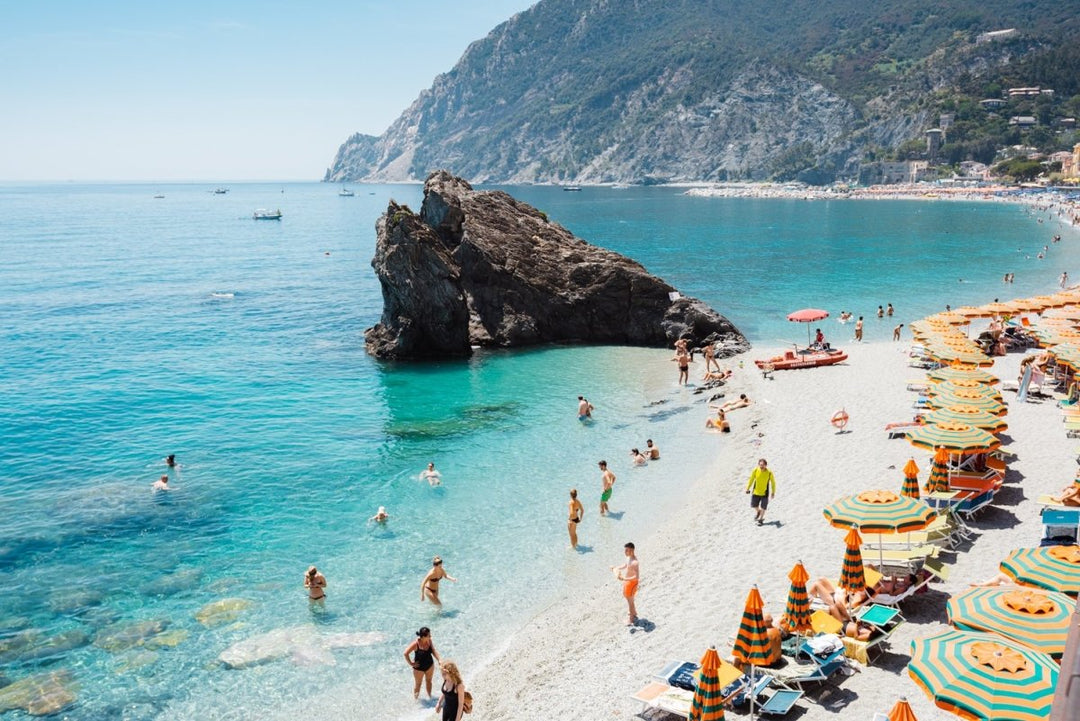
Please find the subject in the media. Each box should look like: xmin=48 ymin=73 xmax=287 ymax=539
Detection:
xmin=0 ymin=182 xmax=1076 ymax=719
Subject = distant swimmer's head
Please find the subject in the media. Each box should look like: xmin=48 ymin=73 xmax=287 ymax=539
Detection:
xmin=377 ymin=506 xmax=386 ymax=515
xmin=570 ymin=488 xmax=577 ymax=499
xmin=598 ymin=460 xmax=607 ymax=469
xmin=646 ymin=439 xmax=654 ymax=446
xmin=159 ymin=474 xmax=168 ymax=483
xmin=306 ymin=566 xmax=318 ymax=578
xmin=578 ymin=395 xmax=584 ymax=401
xmin=427 ymin=463 xmax=435 ymax=471
xmin=433 ymin=556 xmax=442 ymax=566
xmin=416 ymin=626 xmax=431 ymax=638
xmin=631 ymin=448 xmax=639 ymax=455
xmin=165 ymin=454 xmax=176 ymax=466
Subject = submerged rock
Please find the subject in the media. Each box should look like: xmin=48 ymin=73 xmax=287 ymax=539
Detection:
xmin=365 ymin=171 xmax=748 ymax=360
xmin=0 ymin=670 xmax=78 ymax=716
xmin=93 ymin=620 xmax=170 ymax=653
xmin=143 ymin=568 xmax=204 ymax=597
xmin=194 ymin=598 xmax=253 ymax=628
xmin=218 ymin=626 xmax=385 ymax=669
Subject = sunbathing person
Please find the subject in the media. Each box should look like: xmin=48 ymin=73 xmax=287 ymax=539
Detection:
xmin=705 ymin=407 xmax=730 ymax=432
xmin=720 ymin=394 xmax=751 ymax=412
xmin=1050 ymin=484 xmax=1080 ymax=507
xmin=703 ymin=369 xmax=732 ymax=383
xmin=844 ymin=620 xmax=873 ymax=642
xmin=807 ymin=577 xmax=852 ymax=622
xmin=970 ymin=572 xmax=1016 ymax=588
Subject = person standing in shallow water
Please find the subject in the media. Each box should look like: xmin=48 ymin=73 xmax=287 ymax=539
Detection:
xmin=887 ymin=303 xmax=894 ymax=317
xmin=599 ymin=460 xmax=615 ymax=516
xmin=304 ymin=566 xmax=327 ymax=602
xmin=404 ymin=626 xmax=441 ymax=700
xmin=577 ymin=396 xmax=593 ymax=421
xmin=567 ymin=488 xmax=584 ymax=549
xmin=672 ymin=348 xmax=692 ymax=385
xmin=421 ymin=556 xmax=457 ymax=606
xmin=854 ymin=316 xmax=864 ymax=342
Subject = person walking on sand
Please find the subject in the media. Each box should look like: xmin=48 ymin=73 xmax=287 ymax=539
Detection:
xmin=893 ymin=323 xmax=904 ymax=341
xmin=421 ymin=556 xmax=457 ymax=606
xmin=703 ymin=343 xmax=720 ymax=373
xmin=611 ymin=542 xmax=639 ymax=625
xmin=745 ymin=458 xmax=776 ymax=526
xmin=599 ymin=460 xmax=615 ymax=516
xmin=854 ymin=316 xmax=864 ymax=342
xmin=304 ymin=565 xmax=327 ymax=602
xmin=672 ymin=348 xmax=692 ymax=385
xmin=404 ymin=626 xmax=441 ymax=700
xmin=567 ymin=489 xmax=584 ymax=548
xmin=577 ymin=395 xmax=594 ymax=421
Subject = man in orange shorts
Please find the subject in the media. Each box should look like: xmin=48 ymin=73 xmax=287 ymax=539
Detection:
xmin=612 ymin=542 xmax=639 ymax=625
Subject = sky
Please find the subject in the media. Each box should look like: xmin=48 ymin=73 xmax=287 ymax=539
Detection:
xmin=0 ymin=1 xmax=538 ymax=181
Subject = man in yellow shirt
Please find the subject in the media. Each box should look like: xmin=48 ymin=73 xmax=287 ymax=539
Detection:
xmin=745 ymin=458 xmax=776 ymax=526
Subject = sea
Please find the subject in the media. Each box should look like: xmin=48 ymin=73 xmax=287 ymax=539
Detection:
xmin=0 ymin=182 xmax=1076 ymax=720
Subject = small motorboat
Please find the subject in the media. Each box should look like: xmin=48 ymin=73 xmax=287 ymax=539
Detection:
xmin=253 ymin=209 xmax=283 ymax=220
xmin=339 ymin=186 xmax=355 ymax=197
xmin=755 ymin=345 xmax=847 ymax=371
xmin=213 ymin=187 xmax=229 ymax=194
xmin=562 ymin=185 xmax=582 ymax=192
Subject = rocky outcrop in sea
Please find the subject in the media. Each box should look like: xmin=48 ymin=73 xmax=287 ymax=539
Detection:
xmin=364 ymin=170 xmax=749 ymax=360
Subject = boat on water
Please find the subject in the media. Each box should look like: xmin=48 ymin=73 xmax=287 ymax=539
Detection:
xmin=253 ymin=209 xmax=282 ymax=220
xmin=754 ymin=345 xmax=848 ymax=371
xmin=339 ymin=187 xmax=355 ymax=197
xmin=562 ymin=185 xmax=582 ymax=192
xmin=213 ymin=187 xmax=229 ymax=194
xmin=153 ymin=194 xmax=165 ymax=199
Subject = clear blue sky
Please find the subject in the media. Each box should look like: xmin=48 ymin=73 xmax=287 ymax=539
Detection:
xmin=0 ymin=1 xmax=537 ymax=181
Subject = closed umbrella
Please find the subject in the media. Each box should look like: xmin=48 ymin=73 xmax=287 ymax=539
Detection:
xmin=999 ymin=546 xmax=1080 ymax=597
xmin=906 ymin=422 xmax=1000 ymax=454
xmin=908 ymin=629 xmax=1058 ymax=721
xmin=926 ymin=367 xmax=999 ymax=385
xmin=887 ymin=697 xmax=919 ymax=721
xmin=924 ymin=447 xmax=951 ymax=494
xmin=947 ymin=587 xmax=1072 ymax=659
xmin=786 ymin=308 xmax=829 ymax=346
xmin=688 ymin=646 xmax=726 ymax=721
xmin=901 ymin=458 xmax=920 ymax=499
xmin=839 ymin=526 xmax=866 ymax=595
xmin=921 ymin=407 xmax=1007 ymax=434
xmin=783 ymin=561 xmax=813 ymax=636
xmin=732 ymin=585 xmax=771 ymax=720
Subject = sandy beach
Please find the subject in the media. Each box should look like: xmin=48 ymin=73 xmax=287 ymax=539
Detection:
xmin=465 ymin=337 xmax=1074 ymax=720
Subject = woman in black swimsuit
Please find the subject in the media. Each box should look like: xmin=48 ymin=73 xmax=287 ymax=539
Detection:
xmin=403 ymin=626 xmax=441 ymax=699
xmin=435 ymin=660 xmax=466 ymax=721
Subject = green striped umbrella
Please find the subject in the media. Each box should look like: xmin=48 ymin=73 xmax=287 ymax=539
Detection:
xmin=839 ymin=526 xmax=866 ymax=595
xmin=1000 ymin=546 xmax=1080 ymax=597
xmin=732 ymin=585 xmax=771 ymax=666
xmin=925 ymin=346 xmax=993 ymax=366
xmin=924 ymin=392 xmax=1006 ymax=416
xmin=823 ymin=490 xmax=937 ymax=533
xmin=920 ymin=407 xmax=1007 ymax=434
xmin=926 ymin=381 xmax=1003 ymax=402
xmin=924 ymin=447 xmax=951 ymax=494
xmin=926 ymin=367 xmax=999 ymax=385
xmin=783 ymin=561 xmax=813 ymax=635
xmin=908 ymin=629 xmax=1058 ymax=721
xmin=687 ymin=646 xmax=726 ymax=721
xmin=906 ymin=422 xmax=1000 ymax=454
xmin=901 ymin=458 xmax=920 ymax=499
xmin=946 ymin=587 xmax=1073 ymax=659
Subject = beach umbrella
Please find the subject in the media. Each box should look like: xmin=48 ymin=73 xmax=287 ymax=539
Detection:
xmin=786 ymin=308 xmax=828 ymax=346
xmin=1045 ymin=306 xmax=1080 ymax=321
xmin=925 ymin=447 xmax=951 ymax=494
xmin=979 ymin=302 xmax=1014 ymax=316
xmin=687 ymin=646 xmax=726 ymax=721
xmin=823 ymin=490 xmax=937 ymax=533
xmin=926 ymin=312 xmax=971 ymax=326
xmin=1000 ymin=546 xmax=1080 ymax=597
xmin=952 ymin=306 xmax=989 ymax=319
xmin=732 ymin=585 xmax=771 ymax=720
xmin=1033 ymin=294 xmax=1067 ymax=309
xmin=783 ymin=562 xmax=813 ymax=636
xmin=925 ymin=346 xmax=993 ymax=367
xmin=906 ymin=422 xmax=1000 ymax=454
xmin=926 ymin=380 xmax=1003 ymax=401
xmin=947 ymin=587 xmax=1073 ymax=659
xmin=921 ymin=407 xmax=1007 ymax=434
xmin=908 ymin=629 xmax=1058 ymax=721
xmin=925 ymin=392 xmax=1006 ymax=416
xmin=901 ymin=458 xmax=920 ymax=499
xmin=926 ymin=367 xmax=999 ymax=385
xmin=887 ymin=697 xmax=919 ymax=721
xmin=1009 ymin=298 xmax=1045 ymax=314
xmin=839 ymin=526 xmax=866 ymax=595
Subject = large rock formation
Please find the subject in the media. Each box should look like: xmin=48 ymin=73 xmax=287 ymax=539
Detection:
xmin=365 ymin=170 xmax=748 ymax=360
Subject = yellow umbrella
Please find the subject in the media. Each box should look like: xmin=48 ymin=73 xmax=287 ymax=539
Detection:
xmin=906 ymin=422 xmax=1001 ymax=454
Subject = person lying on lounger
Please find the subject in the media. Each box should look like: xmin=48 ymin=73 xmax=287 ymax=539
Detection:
xmin=807 ymin=577 xmax=860 ymax=622
xmin=970 ymin=572 xmax=1016 ymax=588
xmin=1050 ymin=484 xmax=1080 ymax=507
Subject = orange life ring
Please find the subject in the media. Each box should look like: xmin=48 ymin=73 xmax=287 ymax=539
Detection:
xmin=831 ymin=409 xmax=849 ymax=429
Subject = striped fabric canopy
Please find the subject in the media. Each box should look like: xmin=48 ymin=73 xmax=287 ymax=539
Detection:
xmin=925 ymin=347 xmax=993 ymax=366
xmin=887 ymin=697 xmax=919 ymax=721
xmin=1045 ymin=307 xmax=1080 ymax=321
xmin=947 ymin=587 xmax=1073 ymax=659
xmin=906 ymin=422 xmax=1000 ymax=454
xmin=908 ymin=629 xmax=1058 ymax=721
xmin=688 ymin=646 xmax=726 ymax=721
xmin=1000 ymin=546 xmax=1080 ymax=597
xmin=921 ymin=408 xmax=1007 ymax=434
xmin=783 ymin=561 xmax=813 ymax=635
xmin=823 ymin=490 xmax=937 ymax=534
xmin=924 ymin=392 xmax=1006 ymax=416
xmin=839 ymin=527 xmax=866 ymax=594
xmin=926 ymin=381 xmax=1003 ymax=401
xmin=732 ymin=586 xmax=771 ymax=667
xmin=924 ymin=447 xmax=951 ymax=494
xmin=926 ymin=367 xmax=999 ymax=385
xmin=901 ymin=458 xmax=920 ymax=499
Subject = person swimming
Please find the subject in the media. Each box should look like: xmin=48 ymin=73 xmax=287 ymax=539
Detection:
xmin=421 ymin=463 xmax=442 ymax=486
xmin=577 ymin=396 xmax=594 ymax=421
xmin=370 ymin=506 xmax=390 ymax=522
xmin=152 ymin=474 xmax=170 ymax=491
xmin=630 ymin=448 xmax=648 ymax=466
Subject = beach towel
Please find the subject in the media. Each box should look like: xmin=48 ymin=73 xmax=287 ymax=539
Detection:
xmin=806 ymin=634 xmax=843 ymax=655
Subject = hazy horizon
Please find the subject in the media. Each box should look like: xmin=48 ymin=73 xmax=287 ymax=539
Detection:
xmin=1 ymin=1 xmax=536 ymax=182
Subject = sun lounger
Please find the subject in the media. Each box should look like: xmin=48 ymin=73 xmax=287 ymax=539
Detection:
xmin=866 ymin=545 xmax=939 ymax=575
xmin=726 ymin=673 xmax=772 ymax=707
xmin=769 ymin=648 xmax=848 ymax=690
xmin=885 ymin=420 xmax=924 ymax=438
xmin=870 ymin=559 xmax=949 ymax=606
xmin=906 ymin=380 xmax=930 ymax=392
xmin=757 ymin=687 xmax=804 ymax=716
xmin=631 ymin=681 xmax=694 ymax=718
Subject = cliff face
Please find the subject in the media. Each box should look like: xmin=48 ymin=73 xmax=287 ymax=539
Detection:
xmin=365 ymin=171 xmax=748 ymax=360
xmin=326 ymin=0 xmax=1078 ymax=185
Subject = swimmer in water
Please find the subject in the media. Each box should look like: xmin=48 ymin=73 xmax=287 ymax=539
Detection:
xmin=165 ymin=454 xmax=177 ymax=468
xmin=421 ymin=556 xmax=457 ymax=606
xmin=630 ymin=448 xmax=648 ymax=466
xmin=577 ymin=396 xmax=594 ymax=420
xmin=305 ymin=566 xmax=327 ymax=602
xmin=567 ymin=489 xmax=583 ymax=549
xmin=370 ymin=506 xmax=390 ymax=523
xmin=152 ymin=474 xmax=169 ymax=491
xmin=421 ymin=463 xmax=442 ymax=486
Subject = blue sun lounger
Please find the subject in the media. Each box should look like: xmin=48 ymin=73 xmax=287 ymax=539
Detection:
xmin=758 ymin=687 xmax=804 ymax=716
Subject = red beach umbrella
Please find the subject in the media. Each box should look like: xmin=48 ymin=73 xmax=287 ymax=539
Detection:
xmin=787 ymin=308 xmax=829 ymax=345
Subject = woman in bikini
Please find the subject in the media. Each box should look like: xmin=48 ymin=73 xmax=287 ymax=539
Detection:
xmin=421 ymin=556 xmax=457 ymax=606
xmin=567 ymin=488 xmax=584 ymax=549
xmin=404 ymin=626 xmax=441 ymax=699
xmin=304 ymin=566 xmax=327 ymax=602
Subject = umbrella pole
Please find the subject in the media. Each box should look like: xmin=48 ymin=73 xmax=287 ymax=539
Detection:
xmin=749 ymin=663 xmax=755 ymax=721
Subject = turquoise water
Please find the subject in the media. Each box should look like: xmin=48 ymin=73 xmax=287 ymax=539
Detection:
xmin=0 ymin=182 xmax=1076 ymax=720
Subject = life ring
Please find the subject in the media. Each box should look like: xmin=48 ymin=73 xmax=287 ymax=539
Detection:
xmin=831 ymin=409 xmax=849 ymax=430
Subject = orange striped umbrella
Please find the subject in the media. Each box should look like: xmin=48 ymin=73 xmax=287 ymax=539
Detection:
xmin=839 ymin=526 xmax=866 ymax=595
xmin=927 ymin=380 xmax=1003 ymax=401
xmin=947 ymin=587 xmax=1073 ymax=659
xmin=921 ymin=407 xmax=1008 ymax=434
xmin=1000 ymin=546 xmax=1080 ymax=597
xmin=823 ymin=490 xmax=937 ymax=533
xmin=901 ymin=458 xmax=920 ymax=499
xmin=732 ymin=585 xmax=771 ymax=667
xmin=887 ymin=697 xmax=919 ymax=721
xmin=925 ymin=391 xmax=1007 ymax=416
xmin=925 ymin=447 xmax=951 ymax=494
xmin=908 ymin=629 xmax=1058 ymax=721
xmin=979 ymin=302 xmax=1014 ymax=315
xmin=926 ymin=366 xmax=999 ymax=385
xmin=688 ymin=646 xmax=726 ymax=721
xmin=783 ymin=561 xmax=813 ymax=635
xmin=906 ymin=422 xmax=1000 ymax=454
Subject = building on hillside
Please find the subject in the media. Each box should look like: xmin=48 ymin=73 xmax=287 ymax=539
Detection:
xmin=926 ymin=128 xmax=944 ymax=163
xmin=959 ymin=161 xmax=989 ymax=180
xmin=865 ymin=161 xmax=930 ymax=185
xmin=939 ymin=113 xmax=955 ymax=130
xmin=1058 ymin=118 xmax=1076 ymax=129
xmin=976 ymin=28 xmax=1017 ymax=44
xmin=980 ymin=99 xmax=1006 ymax=109
xmin=1041 ymin=89 xmax=1055 ymax=97
xmin=1009 ymin=116 xmax=1037 ymax=127
xmin=1008 ymin=87 xmax=1042 ymax=97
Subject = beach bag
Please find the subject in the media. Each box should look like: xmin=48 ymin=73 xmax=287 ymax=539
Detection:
xmin=463 ymin=691 xmax=473 ymax=714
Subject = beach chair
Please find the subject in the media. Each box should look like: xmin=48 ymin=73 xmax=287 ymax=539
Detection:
xmin=905 ymin=380 xmax=930 ymax=392
xmin=631 ymin=680 xmax=693 ymax=718
xmin=1039 ymin=506 xmax=1080 ymax=546
xmin=871 ymin=559 xmax=949 ymax=606
xmin=866 ymin=545 xmax=939 ymax=575
xmin=757 ymin=687 xmax=804 ymax=716
xmin=885 ymin=420 xmax=924 ymax=439
xmin=847 ymin=604 xmax=905 ymax=662
xmin=769 ymin=647 xmax=847 ymax=690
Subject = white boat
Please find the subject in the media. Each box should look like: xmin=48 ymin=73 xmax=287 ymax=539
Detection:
xmin=253 ymin=209 xmax=282 ymax=220
xmin=213 ymin=187 xmax=229 ymax=194
xmin=562 ymin=185 xmax=582 ymax=192
xmin=339 ymin=186 xmax=355 ymax=197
